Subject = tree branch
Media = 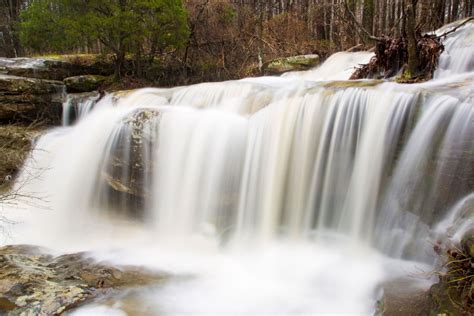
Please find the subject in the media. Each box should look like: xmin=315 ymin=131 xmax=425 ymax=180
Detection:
xmin=436 ymin=17 xmax=474 ymax=39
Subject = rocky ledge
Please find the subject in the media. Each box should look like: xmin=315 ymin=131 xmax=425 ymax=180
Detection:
xmin=0 ymin=245 xmax=166 ymax=316
xmin=0 ymin=57 xmax=113 ymax=81
xmin=0 ymin=76 xmax=63 ymax=124
xmin=64 ymin=75 xmax=107 ymax=93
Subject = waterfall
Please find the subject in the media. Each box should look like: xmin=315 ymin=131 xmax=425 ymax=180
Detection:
xmin=435 ymin=19 xmax=474 ymax=78
xmin=3 ymin=21 xmax=474 ymax=315
xmin=62 ymin=92 xmax=101 ymax=125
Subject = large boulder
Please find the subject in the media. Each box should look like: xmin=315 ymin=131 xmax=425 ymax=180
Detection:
xmin=0 ymin=245 xmax=166 ymax=315
xmin=263 ymin=54 xmax=320 ymax=75
xmin=64 ymin=75 xmax=106 ymax=93
xmin=0 ymin=75 xmax=63 ymax=124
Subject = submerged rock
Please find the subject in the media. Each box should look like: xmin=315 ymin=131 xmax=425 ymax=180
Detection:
xmin=0 ymin=245 xmax=166 ymax=316
xmin=98 ymin=109 xmax=160 ymax=218
xmin=264 ymin=54 xmax=320 ymax=75
xmin=64 ymin=75 xmax=107 ymax=93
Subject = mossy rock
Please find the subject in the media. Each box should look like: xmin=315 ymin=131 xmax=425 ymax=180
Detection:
xmin=461 ymin=229 xmax=474 ymax=258
xmin=264 ymin=54 xmax=320 ymax=75
xmin=64 ymin=75 xmax=107 ymax=93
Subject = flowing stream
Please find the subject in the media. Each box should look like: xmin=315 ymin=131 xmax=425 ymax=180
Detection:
xmin=2 ymin=21 xmax=473 ymax=315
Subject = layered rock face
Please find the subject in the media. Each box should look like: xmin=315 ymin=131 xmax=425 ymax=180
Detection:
xmin=0 ymin=75 xmax=63 ymax=181
xmin=0 ymin=56 xmax=112 ymax=182
xmin=0 ymin=75 xmax=63 ymax=124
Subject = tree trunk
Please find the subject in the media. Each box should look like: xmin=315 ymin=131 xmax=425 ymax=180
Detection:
xmin=406 ymin=0 xmax=419 ymax=77
xmin=115 ymin=51 xmax=126 ymax=80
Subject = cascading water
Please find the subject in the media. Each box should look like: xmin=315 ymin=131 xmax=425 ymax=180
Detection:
xmin=62 ymin=92 xmax=101 ymax=125
xmin=2 ymin=21 xmax=474 ymax=315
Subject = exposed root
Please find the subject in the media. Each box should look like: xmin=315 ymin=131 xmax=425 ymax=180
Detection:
xmin=350 ymin=34 xmax=444 ymax=83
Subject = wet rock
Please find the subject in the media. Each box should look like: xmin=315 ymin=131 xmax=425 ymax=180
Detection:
xmin=0 ymin=245 xmax=166 ymax=316
xmin=64 ymin=75 xmax=107 ymax=93
xmin=0 ymin=76 xmax=63 ymax=124
xmin=376 ymin=278 xmax=431 ymax=316
xmin=99 ymin=109 xmax=160 ymax=218
xmin=263 ymin=54 xmax=320 ymax=75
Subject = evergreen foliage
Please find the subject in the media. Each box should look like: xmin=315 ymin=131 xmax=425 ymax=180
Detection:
xmin=20 ymin=0 xmax=189 ymax=76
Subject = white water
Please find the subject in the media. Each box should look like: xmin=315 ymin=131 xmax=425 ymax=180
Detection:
xmin=282 ymin=51 xmax=374 ymax=81
xmin=2 ymin=22 xmax=474 ymax=315
xmin=62 ymin=92 xmax=101 ymax=125
xmin=435 ymin=19 xmax=474 ymax=78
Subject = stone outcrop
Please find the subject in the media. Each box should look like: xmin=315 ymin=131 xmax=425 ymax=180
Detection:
xmin=0 ymin=57 xmax=114 ymax=81
xmin=0 ymin=75 xmax=63 ymax=124
xmin=0 ymin=125 xmax=45 ymax=185
xmin=0 ymin=245 xmax=166 ymax=316
xmin=64 ymin=75 xmax=106 ymax=93
xmin=263 ymin=54 xmax=320 ymax=75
